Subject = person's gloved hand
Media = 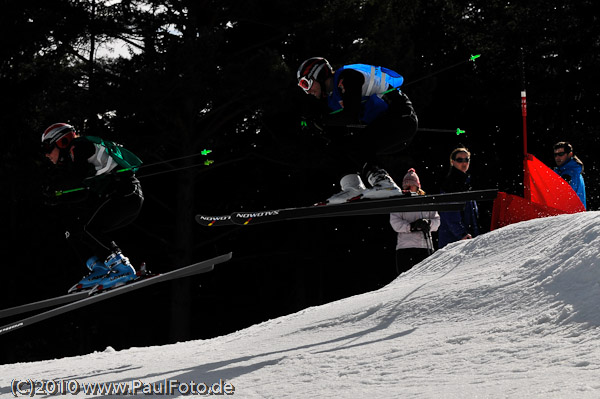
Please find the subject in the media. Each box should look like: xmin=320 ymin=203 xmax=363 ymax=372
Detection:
xmin=41 ymin=185 xmax=59 ymax=206
xmin=410 ymin=218 xmax=431 ymax=233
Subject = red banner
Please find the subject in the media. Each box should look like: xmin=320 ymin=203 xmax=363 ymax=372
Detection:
xmin=490 ymin=154 xmax=585 ymax=230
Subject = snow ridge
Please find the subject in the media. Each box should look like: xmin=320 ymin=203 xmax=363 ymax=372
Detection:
xmin=2 ymin=212 xmax=599 ymax=398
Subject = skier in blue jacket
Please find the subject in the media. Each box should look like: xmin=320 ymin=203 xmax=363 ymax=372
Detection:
xmin=438 ymin=147 xmax=480 ymax=249
xmin=296 ymin=57 xmax=418 ymax=204
xmin=553 ymin=141 xmax=586 ymax=209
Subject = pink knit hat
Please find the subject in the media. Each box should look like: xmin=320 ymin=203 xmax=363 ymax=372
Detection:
xmin=402 ymin=168 xmax=421 ymax=190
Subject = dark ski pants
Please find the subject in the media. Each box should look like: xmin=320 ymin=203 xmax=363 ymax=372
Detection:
xmin=330 ymin=91 xmax=419 ymax=177
xmin=67 ymin=183 xmax=143 ymax=263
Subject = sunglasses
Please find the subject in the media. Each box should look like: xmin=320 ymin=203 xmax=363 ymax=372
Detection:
xmin=554 ymin=151 xmax=568 ymax=157
xmin=454 ymin=157 xmax=470 ymax=163
xmin=298 ymin=77 xmax=314 ymax=93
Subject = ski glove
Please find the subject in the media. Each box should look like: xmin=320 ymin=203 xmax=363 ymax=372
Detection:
xmin=41 ymin=185 xmax=59 ymax=206
xmin=410 ymin=218 xmax=431 ymax=233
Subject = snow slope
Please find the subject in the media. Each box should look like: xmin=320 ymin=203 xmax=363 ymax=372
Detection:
xmin=2 ymin=212 xmax=600 ymax=398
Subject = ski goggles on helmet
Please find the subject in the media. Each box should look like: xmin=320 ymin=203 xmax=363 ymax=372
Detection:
xmin=298 ymin=76 xmax=314 ymax=93
xmin=41 ymin=133 xmax=74 ymax=154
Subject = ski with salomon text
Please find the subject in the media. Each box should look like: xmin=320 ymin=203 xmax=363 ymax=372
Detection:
xmin=196 ymin=189 xmax=498 ymax=227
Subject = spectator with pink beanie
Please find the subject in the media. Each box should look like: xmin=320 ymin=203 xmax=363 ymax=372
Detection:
xmin=389 ymin=168 xmax=440 ymax=275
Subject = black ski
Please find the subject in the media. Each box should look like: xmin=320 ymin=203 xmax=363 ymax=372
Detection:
xmin=196 ymin=189 xmax=497 ymax=227
xmin=230 ymin=201 xmax=467 ymax=225
xmin=0 ymin=252 xmax=232 ymax=335
xmin=195 ymin=214 xmax=234 ymax=227
xmin=0 ymin=291 xmax=90 ymax=320
xmin=0 ymin=258 xmax=225 ymax=320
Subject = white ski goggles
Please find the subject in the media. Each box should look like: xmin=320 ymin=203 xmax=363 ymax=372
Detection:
xmin=298 ymin=76 xmax=314 ymax=93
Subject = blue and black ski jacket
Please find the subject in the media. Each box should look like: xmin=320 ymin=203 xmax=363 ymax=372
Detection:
xmin=327 ymin=64 xmax=404 ymax=124
xmin=554 ymin=158 xmax=586 ymax=209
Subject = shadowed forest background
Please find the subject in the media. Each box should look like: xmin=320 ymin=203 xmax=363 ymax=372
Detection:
xmin=1 ymin=0 xmax=598 ymax=363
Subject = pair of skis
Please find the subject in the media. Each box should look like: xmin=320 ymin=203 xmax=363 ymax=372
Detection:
xmin=2 ymin=190 xmax=497 ymax=336
xmin=196 ymin=189 xmax=498 ymax=227
xmin=0 ymin=252 xmax=232 ymax=336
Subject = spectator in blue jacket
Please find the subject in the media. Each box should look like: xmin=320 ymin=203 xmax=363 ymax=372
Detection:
xmin=438 ymin=146 xmax=479 ymax=249
xmin=553 ymin=141 xmax=586 ymax=209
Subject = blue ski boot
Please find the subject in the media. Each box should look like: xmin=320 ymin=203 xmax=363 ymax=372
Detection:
xmin=68 ymin=256 xmax=110 ymax=293
xmin=91 ymin=251 xmax=137 ymax=293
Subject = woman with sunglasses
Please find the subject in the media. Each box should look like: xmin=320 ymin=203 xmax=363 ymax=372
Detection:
xmin=296 ymin=57 xmax=418 ymax=205
xmin=41 ymin=123 xmax=144 ymax=293
xmin=437 ymin=146 xmax=480 ymax=249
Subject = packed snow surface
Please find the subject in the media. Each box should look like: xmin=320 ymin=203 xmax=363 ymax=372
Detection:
xmin=2 ymin=212 xmax=600 ymax=398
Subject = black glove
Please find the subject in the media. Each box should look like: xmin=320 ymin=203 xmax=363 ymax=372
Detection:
xmin=410 ymin=218 xmax=431 ymax=233
xmin=41 ymin=185 xmax=59 ymax=206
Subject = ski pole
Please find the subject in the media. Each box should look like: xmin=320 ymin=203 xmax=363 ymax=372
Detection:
xmin=418 ymin=127 xmax=466 ymax=136
xmin=55 ymin=187 xmax=87 ymax=196
xmin=53 ymin=149 xmax=215 ymax=196
xmin=319 ymin=122 xmax=466 ymax=136
xmin=423 ymin=231 xmax=434 ymax=256
xmin=54 ymin=166 xmax=140 ymax=197
xmin=137 ymin=160 xmax=214 ymax=179
xmin=403 ymin=54 xmax=481 ymax=88
xmin=134 ymin=149 xmax=213 ymax=172
xmin=329 ymin=54 xmax=481 ymax=116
